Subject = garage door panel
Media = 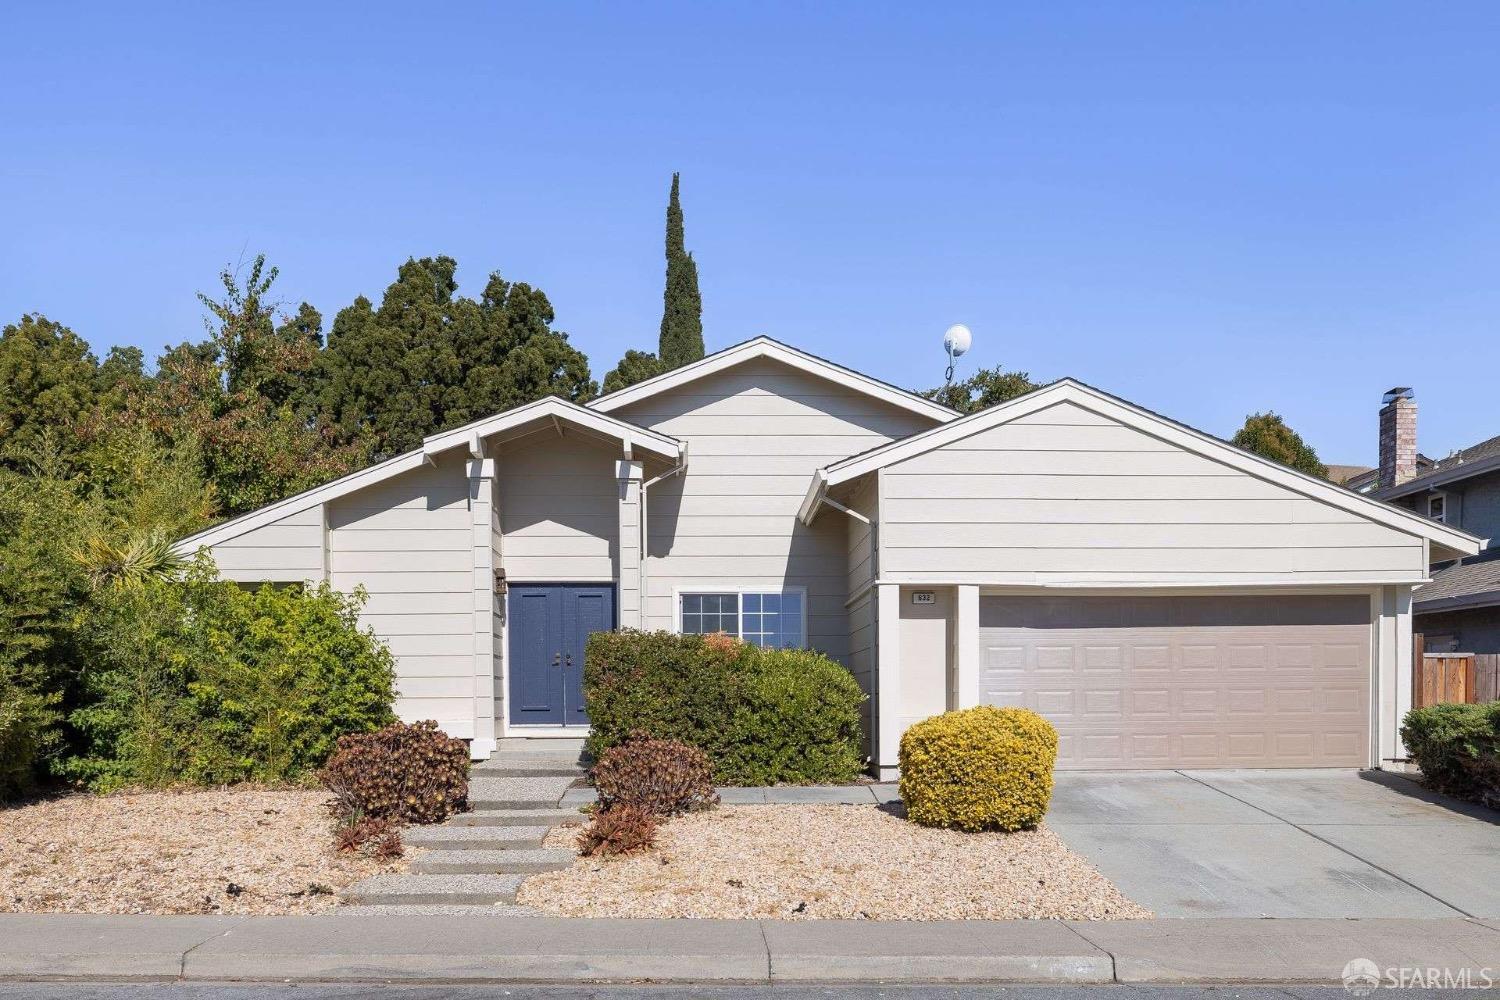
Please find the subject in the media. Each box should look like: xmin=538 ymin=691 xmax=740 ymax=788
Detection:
xmin=978 ymin=595 xmax=1370 ymax=769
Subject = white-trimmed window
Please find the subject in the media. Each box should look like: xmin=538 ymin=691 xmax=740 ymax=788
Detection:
xmin=678 ymin=589 xmax=806 ymax=649
xmin=1428 ymin=492 xmax=1447 ymax=523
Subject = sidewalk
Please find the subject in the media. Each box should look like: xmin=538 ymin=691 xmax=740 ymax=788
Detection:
xmin=2 ymin=913 xmax=1498 ymax=985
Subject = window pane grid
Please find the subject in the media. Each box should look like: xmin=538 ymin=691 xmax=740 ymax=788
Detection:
xmin=680 ymin=590 xmax=803 ymax=649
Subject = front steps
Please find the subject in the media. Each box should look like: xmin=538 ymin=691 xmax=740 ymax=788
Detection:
xmin=341 ymin=744 xmax=588 ymax=914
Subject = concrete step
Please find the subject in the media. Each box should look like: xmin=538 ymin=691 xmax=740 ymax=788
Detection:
xmin=336 ymin=903 xmax=543 ymax=917
xmin=449 ymin=808 xmax=584 ymax=827
xmin=411 ymin=849 xmax=576 ymax=875
xmin=471 ymin=763 xmax=587 ymax=778
xmin=404 ymin=825 xmax=551 ymax=850
xmin=343 ymin=873 xmax=525 ymax=906
xmin=469 ymin=775 xmax=576 ymax=809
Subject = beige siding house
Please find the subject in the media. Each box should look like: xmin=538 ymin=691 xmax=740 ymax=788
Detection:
xmin=177 ymin=338 xmax=1481 ymax=771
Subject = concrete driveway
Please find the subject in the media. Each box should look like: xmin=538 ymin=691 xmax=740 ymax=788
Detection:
xmin=1048 ymin=769 xmax=1500 ymax=918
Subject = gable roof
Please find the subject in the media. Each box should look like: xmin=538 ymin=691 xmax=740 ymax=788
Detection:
xmin=799 ymin=378 xmax=1485 ymax=559
xmin=176 ymin=396 xmax=681 ymax=553
xmin=1377 ymin=433 xmax=1500 ymax=500
xmin=587 ymin=335 xmax=960 ymax=423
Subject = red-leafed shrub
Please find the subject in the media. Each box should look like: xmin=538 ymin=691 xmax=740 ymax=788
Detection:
xmin=577 ymin=804 xmax=658 ymax=857
xmin=320 ymin=720 xmax=469 ymax=825
xmin=592 ymin=734 xmax=718 ymax=816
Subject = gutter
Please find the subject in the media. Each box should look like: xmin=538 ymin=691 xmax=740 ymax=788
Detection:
xmin=639 ymin=443 xmax=690 ymax=613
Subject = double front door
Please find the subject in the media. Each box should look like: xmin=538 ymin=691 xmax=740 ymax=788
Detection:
xmin=507 ymin=584 xmax=614 ymax=726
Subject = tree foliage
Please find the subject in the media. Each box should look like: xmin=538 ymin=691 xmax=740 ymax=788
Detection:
xmin=315 ymin=258 xmax=595 ymax=457
xmin=601 ymin=349 xmax=667 ymax=395
xmin=919 ymin=366 xmax=1040 ymax=413
xmin=659 ymin=173 xmax=704 ymax=368
xmin=602 ymin=173 xmax=704 ymax=393
xmin=1231 ymin=412 xmax=1328 ymax=478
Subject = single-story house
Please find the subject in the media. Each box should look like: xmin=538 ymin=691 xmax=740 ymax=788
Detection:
xmin=176 ymin=337 xmax=1482 ymax=774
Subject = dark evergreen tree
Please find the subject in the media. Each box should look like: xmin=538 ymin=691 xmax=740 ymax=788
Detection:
xmin=1231 ymin=412 xmax=1328 ymax=478
xmin=657 ymin=172 xmax=704 ymax=368
xmin=601 ymin=349 xmax=667 ymax=395
xmin=317 ymin=258 xmax=594 ymax=458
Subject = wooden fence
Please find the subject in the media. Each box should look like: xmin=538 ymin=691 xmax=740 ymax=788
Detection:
xmin=1412 ymin=634 xmax=1500 ymax=708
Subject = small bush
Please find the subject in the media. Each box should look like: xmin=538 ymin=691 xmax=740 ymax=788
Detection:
xmin=584 ymin=630 xmax=866 ymax=785
xmin=899 ymin=706 xmax=1058 ymax=832
xmin=577 ymin=804 xmax=658 ymax=857
xmin=593 ymin=735 xmax=718 ymax=815
xmin=1402 ymin=701 xmax=1500 ymax=807
xmin=321 ymin=720 xmax=470 ymax=825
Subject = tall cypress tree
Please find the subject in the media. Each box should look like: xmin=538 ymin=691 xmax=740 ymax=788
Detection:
xmin=657 ymin=173 xmax=704 ymax=368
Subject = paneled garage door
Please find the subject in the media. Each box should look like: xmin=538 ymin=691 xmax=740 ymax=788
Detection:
xmin=978 ymin=595 xmax=1371 ymax=769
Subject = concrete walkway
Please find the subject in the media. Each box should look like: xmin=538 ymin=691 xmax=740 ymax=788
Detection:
xmin=342 ymin=743 xmax=589 ymax=912
xmin=2 ymin=913 xmax=1498 ymax=985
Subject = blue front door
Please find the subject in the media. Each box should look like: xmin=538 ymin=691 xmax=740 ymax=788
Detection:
xmin=507 ymin=584 xmax=614 ymax=726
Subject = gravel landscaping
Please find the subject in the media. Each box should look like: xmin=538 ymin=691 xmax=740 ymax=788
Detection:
xmin=518 ymin=804 xmax=1150 ymax=920
xmin=0 ymin=788 xmax=406 ymax=915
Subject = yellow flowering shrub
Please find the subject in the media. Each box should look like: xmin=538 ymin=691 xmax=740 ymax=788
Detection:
xmin=898 ymin=705 xmax=1058 ymax=832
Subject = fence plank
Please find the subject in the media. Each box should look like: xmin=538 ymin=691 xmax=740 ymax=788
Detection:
xmin=1477 ymin=654 xmax=1499 ymax=703
xmin=1413 ymin=632 xmax=1426 ymax=710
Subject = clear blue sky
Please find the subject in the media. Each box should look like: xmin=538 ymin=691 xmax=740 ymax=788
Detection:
xmin=4 ymin=2 xmax=1497 ymax=464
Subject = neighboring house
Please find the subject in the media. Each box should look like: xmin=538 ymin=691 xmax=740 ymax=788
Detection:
xmin=1369 ymin=387 xmax=1500 ymax=653
xmin=176 ymin=338 xmax=1479 ymax=774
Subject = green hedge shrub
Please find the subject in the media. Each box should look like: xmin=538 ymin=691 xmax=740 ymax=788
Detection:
xmin=899 ymin=706 xmax=1058 ymax=832
xmin=1401 ymin=701 xmax=1500 ymax=807
xmin=584 ymin=630 xmax=865 ymax=785
xmin=64 ymin=561 xmax=397 ymax=791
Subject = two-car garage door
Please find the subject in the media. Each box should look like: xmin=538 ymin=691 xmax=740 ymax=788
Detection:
xmin=978 ymin=595 xmax=1371 ymax=769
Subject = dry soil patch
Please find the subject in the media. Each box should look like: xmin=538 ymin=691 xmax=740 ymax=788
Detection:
xmin=0 ymin=787 xmax=404 ymax=914
xmin=519 ymin=803 xmax=1149 ymax=920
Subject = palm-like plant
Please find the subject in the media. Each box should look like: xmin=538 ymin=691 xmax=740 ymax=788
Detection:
xmin=73 ymin=530 xmax=187 ymax=590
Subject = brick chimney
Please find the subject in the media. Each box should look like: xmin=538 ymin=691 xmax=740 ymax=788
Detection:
xmin=1378 ymin=387 xmax=1417 ymax=489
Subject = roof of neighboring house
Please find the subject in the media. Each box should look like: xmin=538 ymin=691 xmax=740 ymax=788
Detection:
xmin=1327 ymin=464 xmax=1375 ymax=487
xmin=587 ymin=335 xmax=960 ymax=423
xmin=1378 ymin=435 xmax=1500 ymax=500
xmin=1415 ymin=553 xmax=1500 ymax=612
xmin=800 ymin=377 xmax=1485 ymax=560
xmin=1341 ymin=455 xmax=1436 ymax=494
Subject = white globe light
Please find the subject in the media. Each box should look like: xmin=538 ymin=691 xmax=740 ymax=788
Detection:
xmin=943 ymin=323 xmax=972 ymax=358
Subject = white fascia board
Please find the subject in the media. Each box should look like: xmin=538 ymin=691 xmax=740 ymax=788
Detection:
xmin=819 ymin=379 xmax=1485 ymax=557
xmin=179 ymin=398 xmax=683 ymax=555
xmin=587 ymin=336 xmax=960 ymax=423
xmin=174 ymin=450 xmax=428 ymax=553
xmin=798 ymin=469 xmax=828 ymax=525
xmin=421 ymin=396 xmax=682 ymax=462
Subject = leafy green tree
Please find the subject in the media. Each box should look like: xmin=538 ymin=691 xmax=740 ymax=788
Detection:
xmin=658 ymin=172 xmax=704 ymax=368
xmin=116 ymin=261 xmax=365 ymax=516
xmin=0 ymin=314 xmax=104 ymax=468
xmin=601 ymin=349 xmax=667 ymax=395
xmin=1231 ymin=412 xmax=1328 ymax=478
xmin=317 ymin=258 xmax=594 ymax=457
xmin=919 ymin=366 xmax=1039 ymax=413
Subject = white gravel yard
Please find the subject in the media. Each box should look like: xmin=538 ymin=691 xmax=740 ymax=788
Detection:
xmin=0 ymin=788 xmax=405 ymax=915
xmin=517 ymin=804 xmax=1150 ymax=920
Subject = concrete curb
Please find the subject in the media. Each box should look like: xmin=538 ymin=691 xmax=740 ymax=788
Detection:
xmin=2 ymin=914 xmax=1498 ymax=985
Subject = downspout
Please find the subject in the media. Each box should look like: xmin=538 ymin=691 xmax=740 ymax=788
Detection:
xmin=639 ymin=443 xmax=689 ymax=625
